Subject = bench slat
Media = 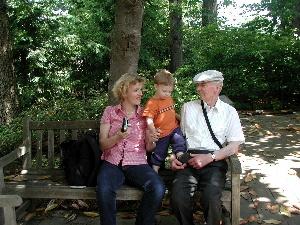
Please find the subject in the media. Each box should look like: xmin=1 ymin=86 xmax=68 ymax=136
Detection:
xmin=72 ymin=130 xmax=78 ymax=140
xmin=48 ymin=130 xmax=54 ymax=168
xmin=3 ymin=184 xmax=143 ymax=200
xmin=36 ymin=131 xmax=43 ymax=168
xmin=30 ymin=120 xmax=99 ymax=130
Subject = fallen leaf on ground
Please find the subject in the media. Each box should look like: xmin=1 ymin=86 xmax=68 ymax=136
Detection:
xmin=239 ymin=218 xmax=248 ymax=224
xmin=244 ymin=173 xmax=256 ymax=182
xmin=280 ymin=125 xmax=300 ymax=132
xmin=158 ymin=210 xmax=171 ymax=216
xmin=254 ymin=123 xmax=261 ymax=129
xmin=77 ymin=199 xmax=89 ymax=208
xmin=266 ymin=130 xmax=273 ymax=135
xmin=45 ymin=199 xmax=58 ymax=212
xmin=83 ymin=211 xmax=99 ymax=217
xmin=249 ymin=200 xmax=259 ymax=209
xmin=66 ymin=213 xmax=77 ymax=222
xmin=288 ymin=169 xmax=297 ymax=175
xmin=248 ymin=214 xmax=259 ymax=222
xmin=240 ymin=192 xmax=250 ymax=200
xmin=265 ymin=203 xmax=280 ymax=213
xmin=240 ymin=185 xmax=249 ymax=191
xmin=11 ymin=175 xmax=27 ymax=182
xmin=249 ymin=189 xmax=258 ymax=196
xmin=119 ymin=212 xmax=136 ymax=219
xmin=4 ymin=175 xmax=16 ymax=180
xmin=36 ymin=175 xmax=51 ymax=180
xmin=262 ymin=152 xmax=276 ymax=157
xmin=71 ymin=202 xmax=80 ymax=210
xmin=280 ymin=205 xmax=291 ymax=217
xmin=24 ymin=212 xmax=36 ymax=221
xmin=35 ymin=207 xmax=45 ymax=212
xmin=263 ymin=219 xmax=281 ymax=224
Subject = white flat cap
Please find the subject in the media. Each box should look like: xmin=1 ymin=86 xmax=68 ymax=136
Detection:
xmin=193 ymin=70 xmax=224 ymax=83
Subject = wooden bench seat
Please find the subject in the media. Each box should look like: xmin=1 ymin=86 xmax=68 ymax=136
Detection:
xmin=0 ymin=118 xmax=241 ymax=225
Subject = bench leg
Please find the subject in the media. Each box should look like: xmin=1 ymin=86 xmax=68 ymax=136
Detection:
xmin=231 ymin=174 xmax=240 ymax=225
xmin=0 ymin=195 xmax=23 ymax=225
xmin=3 ymin=207 xmax=17 ymax=225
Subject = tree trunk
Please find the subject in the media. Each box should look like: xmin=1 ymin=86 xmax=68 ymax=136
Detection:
xmin=108 ymin=0 xmax=144 ymax=104
xmin=293 ymin=0 xmax=300 ymax=36
xmin=0 ymin=0 xmax=18 ymax=124
xmin=169 ymin=0 xmax=183 ymax=73
xmin=202 ymin=0 xmax=217 ymax=27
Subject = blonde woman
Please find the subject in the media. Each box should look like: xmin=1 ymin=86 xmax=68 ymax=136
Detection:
xmin=97 ymin=73 xmax=165 ymax=225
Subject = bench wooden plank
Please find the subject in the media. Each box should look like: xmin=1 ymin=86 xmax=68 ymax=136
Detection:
xmin=3 ymin=184 xmax=143 ymax=200
xmin=23 ymin=117 xmax=32 ymax=169
xmin=48 ymin=130 xmax=55 ymax=168
xmin=59 ymin=130 xmax=66 ymax=144
xmin=30 ymin=120 xmax=99 ymax=130
xmin=72 ymin=130 xmax=78 ymax=140
xmin=0 ymin=145 xmax=28 ymax=168
xmin=36 ymin=130 xmax=43 ymax=168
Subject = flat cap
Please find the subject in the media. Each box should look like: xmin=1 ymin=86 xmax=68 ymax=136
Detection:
xmin=193 ymin=70 xmax=224 ymax=83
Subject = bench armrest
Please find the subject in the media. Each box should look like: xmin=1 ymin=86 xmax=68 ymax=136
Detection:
xmin=0 ymin=143 xmax=28 ymax=168
xmin=0 ymin=195 xmax=23 ymax=207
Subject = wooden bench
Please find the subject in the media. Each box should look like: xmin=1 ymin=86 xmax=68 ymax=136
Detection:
xmin=0 ymin=118 xmax=241 ymax=225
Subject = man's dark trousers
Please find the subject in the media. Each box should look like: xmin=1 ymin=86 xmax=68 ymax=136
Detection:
xmin=171 ymin=159 xmax=228 ymax=225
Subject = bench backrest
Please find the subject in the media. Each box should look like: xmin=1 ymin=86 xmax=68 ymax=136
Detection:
xmin=23 ymin=118 xmax=99 ymax=169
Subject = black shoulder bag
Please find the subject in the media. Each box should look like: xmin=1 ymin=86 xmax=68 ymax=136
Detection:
xmin=201 ymin=100 xmax=223 ymax=149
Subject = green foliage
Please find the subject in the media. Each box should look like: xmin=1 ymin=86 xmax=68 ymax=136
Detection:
xmin=182 ymin=25 xmax=300 ymax=109
xmin=7 ymin=0 xmax=300 ymax=113
xmin=0 ymin=94 xmax=107 ymax=157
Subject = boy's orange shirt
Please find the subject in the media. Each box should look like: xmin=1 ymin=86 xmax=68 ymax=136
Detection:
xmin=143 ymin=97 xmax=178 ymax=138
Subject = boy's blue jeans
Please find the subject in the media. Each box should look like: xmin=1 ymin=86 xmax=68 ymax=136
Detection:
xmin=96 ymin=161 xmax=166 ymax=225
xmin=150 ymin=127 xmax=186 ymax=166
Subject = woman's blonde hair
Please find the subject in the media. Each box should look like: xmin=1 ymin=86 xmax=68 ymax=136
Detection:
xmin=112 ymin=73 xmax=146 ymax=102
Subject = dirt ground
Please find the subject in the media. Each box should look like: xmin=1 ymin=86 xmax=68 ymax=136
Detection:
xmin=238 ymin=111 xmax=300 ymax=225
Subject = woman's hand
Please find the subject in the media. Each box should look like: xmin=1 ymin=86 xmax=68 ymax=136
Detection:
xmin=117 ymin=128 xmax=130 ymax=140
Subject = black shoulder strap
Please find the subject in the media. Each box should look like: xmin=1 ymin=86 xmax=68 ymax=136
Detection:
xmin=201 ymin=100 xmax=223 ymax=149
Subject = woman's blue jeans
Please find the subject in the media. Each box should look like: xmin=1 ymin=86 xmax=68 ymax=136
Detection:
xmin=96 ymin=161 xmax=165 ymax=225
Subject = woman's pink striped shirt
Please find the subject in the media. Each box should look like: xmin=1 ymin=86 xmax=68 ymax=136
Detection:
xmin=100 ymin=104 xmax=148 ymax=166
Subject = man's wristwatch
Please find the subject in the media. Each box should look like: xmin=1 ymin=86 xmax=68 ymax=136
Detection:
xmin=210 ymin=152 xmax=216 ymax=162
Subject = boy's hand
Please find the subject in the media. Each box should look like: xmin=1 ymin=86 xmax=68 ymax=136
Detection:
xmin=149 ymin=128 xmax=160 ymax=143
xmin=170 ymin=154 xmax=186 ymax=171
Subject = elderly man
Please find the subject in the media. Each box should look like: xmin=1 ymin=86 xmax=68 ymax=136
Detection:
xmin=171 ymin=70 xmax=245 ymax=225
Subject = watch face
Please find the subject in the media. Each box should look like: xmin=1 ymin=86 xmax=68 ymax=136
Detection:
xmin=211 ymin=153 xmax=216 ymax=160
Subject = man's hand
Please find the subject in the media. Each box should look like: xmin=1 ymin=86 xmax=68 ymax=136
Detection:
xmin=188 ymin=154 xmax=212 ymax=169
xmin=170 ymin=154 xmax=186 ymax=171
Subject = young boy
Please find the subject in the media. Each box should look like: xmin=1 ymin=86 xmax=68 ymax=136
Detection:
xmin=143 ymin=69 xmax=186 ymax=172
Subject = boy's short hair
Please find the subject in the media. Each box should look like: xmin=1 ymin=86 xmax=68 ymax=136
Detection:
xmin=154 ymin=69 xmax=174 ymax=85
xmin=112 ymin=73 xmax=146 ymax=102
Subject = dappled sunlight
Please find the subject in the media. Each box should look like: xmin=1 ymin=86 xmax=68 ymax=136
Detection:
xmin=239 ymin=150 xmax=300 ymax=205
xmin=238 ymin=112 xmax=300 ymax=218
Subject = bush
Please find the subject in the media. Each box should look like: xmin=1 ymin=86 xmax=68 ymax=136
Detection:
xmin=0 ymin=94 xmax=107 ymax=157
